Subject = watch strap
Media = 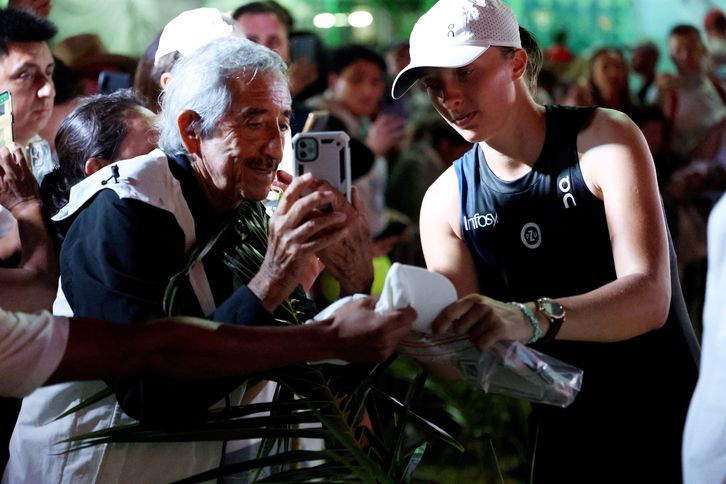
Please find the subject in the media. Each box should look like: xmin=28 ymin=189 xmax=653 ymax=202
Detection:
xmin=536 ymin=298 xmax=565 ymax=343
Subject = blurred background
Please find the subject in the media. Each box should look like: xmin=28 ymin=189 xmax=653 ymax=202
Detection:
xmin=47 ymin=0 xmax=725 ymax=73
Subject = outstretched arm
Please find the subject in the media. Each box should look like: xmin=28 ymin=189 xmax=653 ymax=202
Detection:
xmin=0 ymin=145 xmax=57 ymax=311
xmin=46 ymin=298 xmax=415 ymax=384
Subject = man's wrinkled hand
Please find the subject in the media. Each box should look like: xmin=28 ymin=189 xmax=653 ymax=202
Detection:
xmin=325 ymin=296 xmax=415 ymax=362
xmin=316 ymin=185 xmax=374 ymax=295
xmin=0 ymin=144 xmax=40 ymax=214
xmin=249 ymin=173 xmax=349 ymax=312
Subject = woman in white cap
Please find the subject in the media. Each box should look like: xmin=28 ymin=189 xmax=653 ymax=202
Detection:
xmin=392 ymin=0 xmax=699 ymax=482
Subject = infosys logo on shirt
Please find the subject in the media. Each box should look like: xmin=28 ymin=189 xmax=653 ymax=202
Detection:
xmin=463 ymin=211 xmax=498 ymax=231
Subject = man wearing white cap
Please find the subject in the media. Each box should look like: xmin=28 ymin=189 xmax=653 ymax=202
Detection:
xmin=393 ymin=0 xmax=699 ymax=481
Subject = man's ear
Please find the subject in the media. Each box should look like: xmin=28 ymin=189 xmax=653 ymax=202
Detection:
xmin=160 ymin=72 xmax=172 ymax=89
xmin=84 ymin=157 xmax=106 ymax=176
xmin=177 ymin=110 xmax=202 ymax=157
xmin=512 ymin=48 xmax=528 ymax=80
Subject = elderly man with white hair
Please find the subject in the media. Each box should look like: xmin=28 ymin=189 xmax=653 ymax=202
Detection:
xmin=4 ymin=36 xmax=410 ymax=483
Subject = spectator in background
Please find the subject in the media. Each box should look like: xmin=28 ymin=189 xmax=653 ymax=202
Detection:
xmin=40 ymin=89 xmax=157 ymax=221
xmin=564 ymin=46 xmax=636 ymax=117
xmin=543 ymin=29 xmax=574 ymax=82
xmin=631 ymin=41 xmax=660 ymax=104
xmin=0 ymin=6 xmax=57 ymax=291
xmin=682 ymin=191 xmax=726 ymax=484
xmin=0 ymin=9 xmax=58 ymax=471
xmin=658 ymin=24 xmax=726 ymax=329
xmin=132 ymin=30 xmax=162 ymax=112
xmin=704 ymin=8 xmax=726 ymax=81
xmin=387 ymin=118 xmax=470 ymax=225
xmin=659 ymin=24 xmax=726 ymax=158
xmin=307 ymin=44 xmax=406 ymax=238
xmin=37 ymin=57 xmax=81 ymax=154
xmin=233 ymin=1 xmax=318 ymax=132
xmin=51 ymin=33 xmax=136 ymax=96
xmin=544 ymin=29 xmax=574 ymax=65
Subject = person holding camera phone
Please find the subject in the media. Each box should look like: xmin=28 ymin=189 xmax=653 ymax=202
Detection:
xmin=0 ymin=8 xmax=57 ymax=266
xmin=5 ymin=36 xmax=398 ymax=484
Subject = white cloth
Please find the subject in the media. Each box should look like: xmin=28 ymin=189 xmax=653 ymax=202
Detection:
xmin=312 ymin=262 xmax=457 ymax=337
xmin=4 ymin=150 xmax=234 ymax=484
xmin=682 ymin=193 xmax=726 ymax=484
xmin=0 ymin=310 xmax=68 ymax=398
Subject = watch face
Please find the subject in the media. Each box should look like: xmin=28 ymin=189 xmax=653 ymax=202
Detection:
xmin=539 ymin=298 xmax=565 ymax=319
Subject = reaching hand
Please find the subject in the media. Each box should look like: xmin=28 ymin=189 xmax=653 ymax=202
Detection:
xmin=249 ymin=173 xmax=349 ymax=312
xmin=322 ymin=296 xmax=415 ymax=362
xmin=431 ymin=294 xmax=536 ymax=350
xmin=0 ymin=144 xmax=40 ymax=214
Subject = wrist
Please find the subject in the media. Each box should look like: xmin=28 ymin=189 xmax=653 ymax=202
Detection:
xmin=7 ymin=198 xmax=42 ymax=218
xmin=508 ymin=301 xmax=542 ymax=344
xmin=247 ymin=270 xmax=283 ymax=314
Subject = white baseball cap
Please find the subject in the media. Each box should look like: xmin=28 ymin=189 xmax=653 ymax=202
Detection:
xmin=155 ymin=8 xmax=243 ymax=64
xmin=391 ymin=0 xmax=521 ymax=99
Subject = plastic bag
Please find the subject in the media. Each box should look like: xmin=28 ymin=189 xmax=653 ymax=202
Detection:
xmin=397 ymin=334 xmax=583 ymax=407
xmin=478 ymin=341 xmax=583 ymax=407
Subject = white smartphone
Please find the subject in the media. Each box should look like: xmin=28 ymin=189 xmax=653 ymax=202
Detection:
xmin=292 ymin=131 xmax=351 ymax=202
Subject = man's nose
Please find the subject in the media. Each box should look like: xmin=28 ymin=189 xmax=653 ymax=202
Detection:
xmin=265 ymin=126 xmax=285 ymax=161
xmin=38 ymin=76 xmax=54 ymax=99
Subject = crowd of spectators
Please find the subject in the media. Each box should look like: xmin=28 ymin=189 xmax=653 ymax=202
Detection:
xmin=1 ymin=0 xmax=725 ymax=482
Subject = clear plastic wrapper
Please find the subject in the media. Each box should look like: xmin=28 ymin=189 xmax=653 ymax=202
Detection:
xmin=398 ymin=334 xmax=583 ymax=408
xmin=477 ymin=340 xmax=583 ymax=407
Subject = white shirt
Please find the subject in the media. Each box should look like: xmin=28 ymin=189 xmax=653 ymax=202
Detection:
xmin=0 ymin=309 xmax=68 ymax=398
xmin=682 ymin=193 xmax=726 ymax=484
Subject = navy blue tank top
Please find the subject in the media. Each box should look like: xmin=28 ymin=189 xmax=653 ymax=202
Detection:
xmin=455 ymin=105 xmax=613 ymax=302
xmin=454 ymin=105 xmax=698 ymax=482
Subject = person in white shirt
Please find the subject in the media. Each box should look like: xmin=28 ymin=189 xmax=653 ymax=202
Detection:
xmin=682 ymin=193 xmax=726 ymax=484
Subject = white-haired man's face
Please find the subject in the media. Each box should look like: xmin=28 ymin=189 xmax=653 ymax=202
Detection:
xmin=181 ymin=71 xmax=292 ymax=212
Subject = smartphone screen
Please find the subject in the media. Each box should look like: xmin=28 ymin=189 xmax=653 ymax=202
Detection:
xmin=0 ymin=90 xmax=14 ymax=149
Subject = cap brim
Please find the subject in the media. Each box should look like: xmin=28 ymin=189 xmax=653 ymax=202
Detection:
xmin=391 ymin=44 xmax=489 ymax=99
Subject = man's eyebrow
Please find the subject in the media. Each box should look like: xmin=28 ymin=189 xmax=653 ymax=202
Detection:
xmin=11 ymin=62 xmax=40 ymax=73
xmin=11 ymin=60 xmax=54 ymax=74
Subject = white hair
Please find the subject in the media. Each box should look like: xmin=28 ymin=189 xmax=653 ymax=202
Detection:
xmin=158 ymin=36 xmax=288 ymax=156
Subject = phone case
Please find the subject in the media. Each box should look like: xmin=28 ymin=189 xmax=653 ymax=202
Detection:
xmin=292 ymin=131 xmax=351 ymax=202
